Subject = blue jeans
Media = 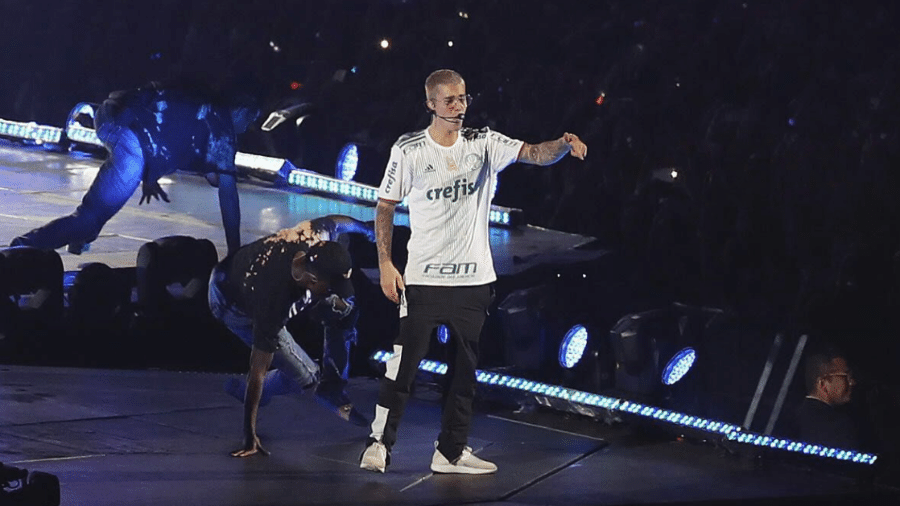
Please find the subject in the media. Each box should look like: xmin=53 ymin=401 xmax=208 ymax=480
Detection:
xmin=12 ymin=101 xmax=144 ymax=251
xmin=207 ymin=264 xmax=356 ymax=398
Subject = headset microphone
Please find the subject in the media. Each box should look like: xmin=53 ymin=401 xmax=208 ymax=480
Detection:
xmin=436 ymin=113 xmax=465 ymax=122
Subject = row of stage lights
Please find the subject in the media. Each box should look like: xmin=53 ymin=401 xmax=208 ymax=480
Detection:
xmin=0 ymin=104 xmax=521 ymax=228
xmin=370 ymin=347 xmax=878 ymax=466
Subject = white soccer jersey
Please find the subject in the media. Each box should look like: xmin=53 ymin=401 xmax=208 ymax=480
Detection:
xmin=378 ymin=126 xmax=524 ymax=286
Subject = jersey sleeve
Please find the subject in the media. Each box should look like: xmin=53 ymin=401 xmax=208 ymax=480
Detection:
xmin=485 ymin=129 xmax=524 ymax=173
xmin=377 ymin=144 xmax=409 ymax=203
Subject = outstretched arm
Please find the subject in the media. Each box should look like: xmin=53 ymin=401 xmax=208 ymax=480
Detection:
xmin=376 ymin=200 xmax=404 ymax=304
xmin=218 ymin=172 xmax=242 ymax=255
xmin=231 ymin=346 xmax=273 ymax=458
xmin=311 ymin=215 xmax=376 ymax=243
xmin=516 ymin=132 xmax=588 ymax=166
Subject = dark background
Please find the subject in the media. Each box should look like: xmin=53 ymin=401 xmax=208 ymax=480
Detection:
xmin=3 ymin=0 xmax=900 ymax=459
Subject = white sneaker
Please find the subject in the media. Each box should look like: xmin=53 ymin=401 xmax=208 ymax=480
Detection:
xmin=360 ymin=440 xmax=388 ymax=473
xmin=430 ymin=445 xmax=497 ymax=475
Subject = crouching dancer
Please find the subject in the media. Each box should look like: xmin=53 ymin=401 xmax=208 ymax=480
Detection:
xmin=208 ymin=215 xmax=374 ymax=456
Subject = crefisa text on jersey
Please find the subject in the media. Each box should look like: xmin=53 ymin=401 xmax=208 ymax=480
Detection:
xmin=425 ymin=178 xmax=477 ymax=202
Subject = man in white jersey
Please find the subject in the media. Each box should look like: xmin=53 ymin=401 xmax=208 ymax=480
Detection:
xmin=360 ymin=69 xmax=587 ymax=474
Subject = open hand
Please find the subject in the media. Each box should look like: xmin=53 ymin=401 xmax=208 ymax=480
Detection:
xmin=230 ymin=434 xmax=269 ymax=458
xmin=379 ymin=263 xmax=405 ymax=304
xmin=139 ymin=179 xmax=170 ymax=205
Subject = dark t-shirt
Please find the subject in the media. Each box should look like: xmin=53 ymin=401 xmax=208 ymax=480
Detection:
xmin=103 ymin=83 xmax=238 ymax=183
xmin=218 ymin=234 xmax=354 ymax=353
xmin=795 ymin=397 xmax=860 ymax=449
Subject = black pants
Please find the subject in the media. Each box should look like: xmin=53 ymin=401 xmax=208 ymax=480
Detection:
xmin=369 ymin=284 xmax=492 ymax=462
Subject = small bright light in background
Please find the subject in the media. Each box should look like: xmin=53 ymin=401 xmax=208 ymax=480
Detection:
xmin=651 ymin=167 xmax=678 ymax=183
xmin=595 ymin=92 xmax=606 ymax=106
xmin=788 ymin=117 xmax=795 ymax=126
xmin=437 ymin=325 xmax=449 ymax=344
xmin=290 ymin=81 xmax=301 ymax=90
xmin=336 ymin=143 xmax=359 ymax=181
xmin=458 ymin=11 xmax=469 ymax=19
xmin=380 ymin=39 xmax=390 ymax=49
xmin=350 ymin=66 xmax=358 ymax=73
xmin=447 ymin=40 xmax=454 ymax=47
xmin=269 ymin=41 xmax=281 ymax=53
xmin=559 ymin=325 xmax=589 ymax=369
xmin=661 ymin=347 xmax=696 ymax=385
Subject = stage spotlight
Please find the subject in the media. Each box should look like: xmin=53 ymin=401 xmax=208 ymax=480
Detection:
xmin=662 ymin=347 xmax=696 ymax=385
xmin=437 ymin=324 xmax=449 ymax=344
xmin=335 ymin=143 xmax=358 ymax=181
xmin=558 ymin=324 xmax=588 ymax=369
xmin=65 ymin=102 xmax=102 ymax=148
xmin=609 ymin=307 xmax=704 ymax=400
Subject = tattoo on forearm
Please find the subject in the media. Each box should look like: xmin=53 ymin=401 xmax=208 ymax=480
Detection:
xmin=375 ymin=202 xmax=394 ymax=265
xmin=523 ymin=139 xmax=570 ymax=166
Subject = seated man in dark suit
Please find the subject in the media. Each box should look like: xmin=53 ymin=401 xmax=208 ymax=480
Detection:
xmin=795 ymin=348 xmax=860 ymax=449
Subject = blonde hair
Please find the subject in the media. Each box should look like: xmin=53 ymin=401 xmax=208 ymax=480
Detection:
xmin=425 ymin=69 xmax=464 ymax=100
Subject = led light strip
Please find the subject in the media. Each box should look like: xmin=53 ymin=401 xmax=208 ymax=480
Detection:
xmin=370 ymin=350 xmax=878 ymax=465
xmin=0 ymin=118 xmax=63 ymax=144
xmin=65 ymin=124 xmax=103 ymax=147
xmin=289 ymin=169 xmax=516 ymax=227
xmin=288 ymin=169 xmax=380 ymax=202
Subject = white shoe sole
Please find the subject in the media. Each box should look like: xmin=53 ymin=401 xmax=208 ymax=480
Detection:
xmin=430 ymin=463 xmax=497 ymax=475
xmin=360 ymin=461 xmax=385 ymax=473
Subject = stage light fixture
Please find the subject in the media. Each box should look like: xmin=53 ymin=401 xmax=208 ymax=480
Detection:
xmin=260 ymin=103 xmax=314 ymax=132
xmin=234 ymin=152 xmax=291 ymax=183
xmin=65 ymin=102 xmax=102 ymax=148
xmin=437 ymin=324 xmax=449 ymax=344
xmin=369 ymin=350 xmax=879 ymax=466
xmin=661 ymin=347 xmax=696 ymax=385
xmin=336 ymin=143 xmax=358 ymax=181
xmin=558 ymin=324 xmax=588 ymax=369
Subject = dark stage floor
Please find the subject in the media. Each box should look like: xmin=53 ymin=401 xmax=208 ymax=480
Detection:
xmin=1 ymin=365 xmax=892 ymax=506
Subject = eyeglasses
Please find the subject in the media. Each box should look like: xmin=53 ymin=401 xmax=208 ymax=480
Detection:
xmin=824 ymin=372 xmax=855 ymax=383
xmin=438 ymin=94 xmax=473 ymax=108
